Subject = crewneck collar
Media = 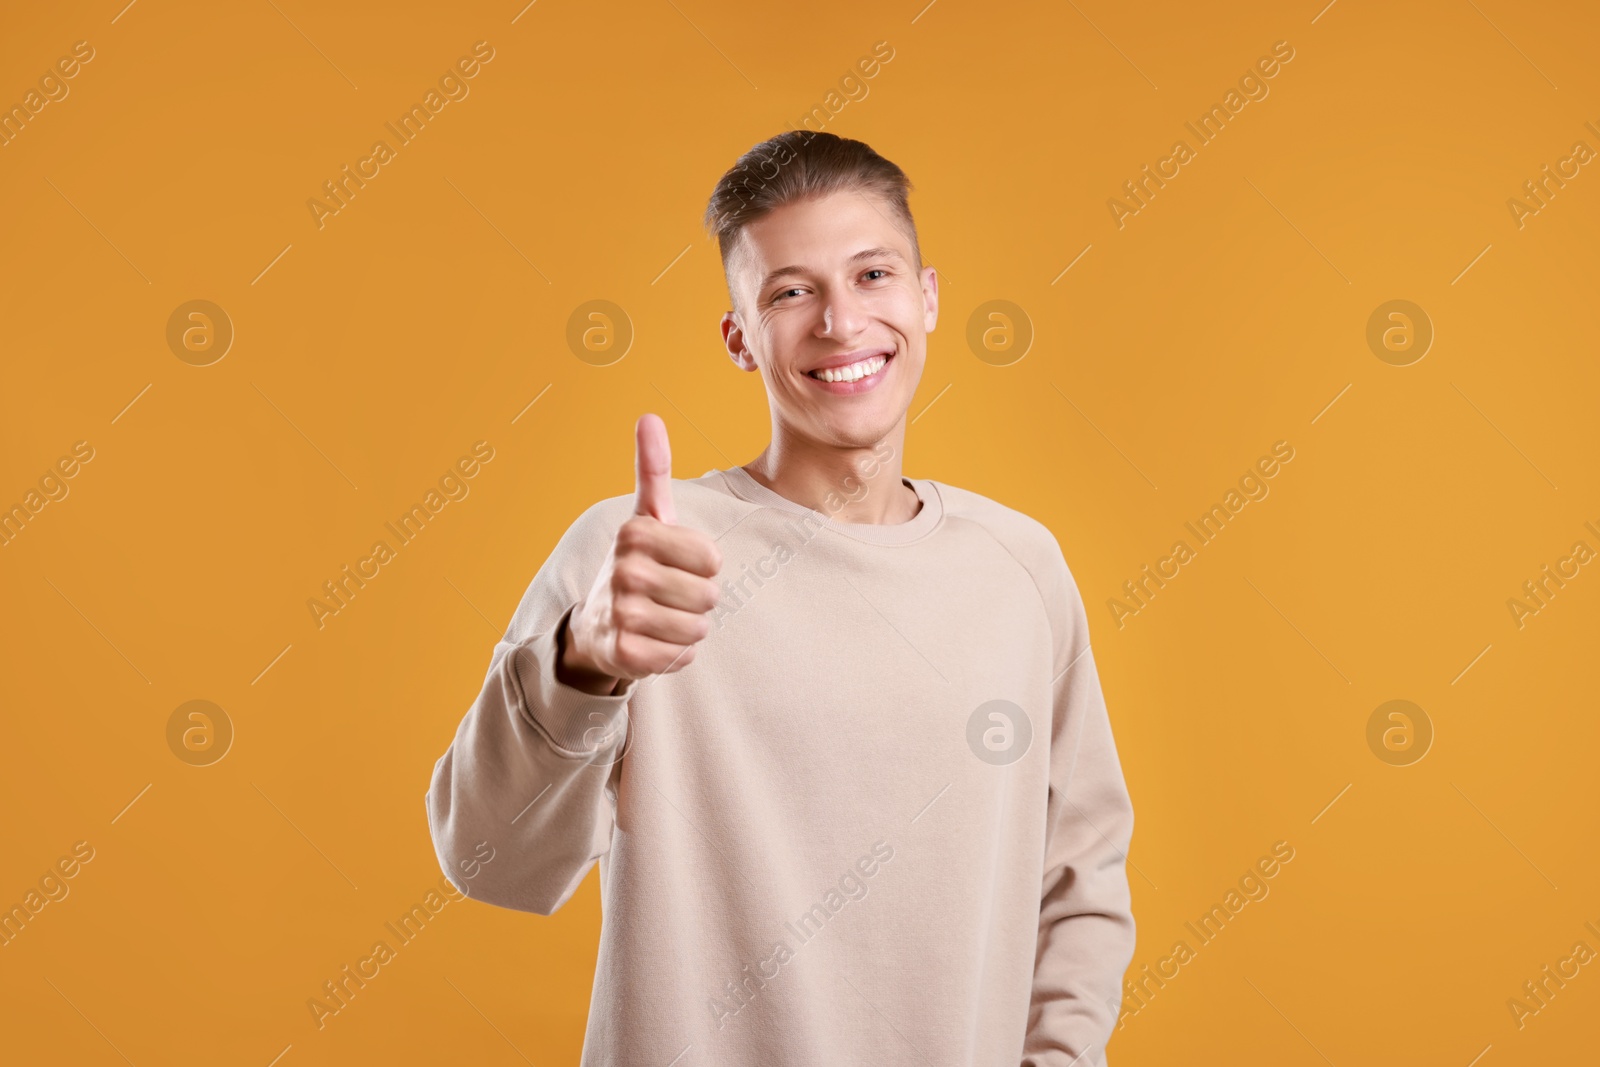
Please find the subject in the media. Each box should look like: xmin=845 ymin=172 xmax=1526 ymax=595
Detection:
xmin=712 ymin=465 xmax=944 ymax=546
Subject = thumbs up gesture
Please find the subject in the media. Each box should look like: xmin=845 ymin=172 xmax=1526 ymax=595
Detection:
xmin=559 ymin=415 xmax=724 ymax=694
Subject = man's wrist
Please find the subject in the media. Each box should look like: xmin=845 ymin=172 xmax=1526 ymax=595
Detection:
xmin=556 ymin=606 xmax=623 ymax=696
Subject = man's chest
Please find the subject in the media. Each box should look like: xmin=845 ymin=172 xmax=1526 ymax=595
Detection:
xmin=624 ymin=527 xmax=1057 ymax=820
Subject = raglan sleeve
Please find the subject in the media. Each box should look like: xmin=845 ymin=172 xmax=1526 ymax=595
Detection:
xmin=1022 ymin=538 xmax=1137 ymax=1067
xmin=425 ymin=497 xmax=638 ymax=915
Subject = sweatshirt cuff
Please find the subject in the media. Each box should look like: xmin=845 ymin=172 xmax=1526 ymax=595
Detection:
xmin=512 ymin=604 xmax=636 ymax=759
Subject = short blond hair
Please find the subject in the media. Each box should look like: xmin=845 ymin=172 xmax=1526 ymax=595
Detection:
xmin=702 ymin=130 xmax=922 ymax=308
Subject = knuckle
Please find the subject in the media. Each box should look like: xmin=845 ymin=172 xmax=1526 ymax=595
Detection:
xmin=604 ymin=598 xmax=636 ymax=630
xmin=613 ymin=632 xmax=646 ymax=673
xmin=613 ymin=557 xmax=647 ymax=593
xmin=611 ymin=598 xmax=643 ymax=633
xmin=616 ymin=518 xmax=650 ymax=554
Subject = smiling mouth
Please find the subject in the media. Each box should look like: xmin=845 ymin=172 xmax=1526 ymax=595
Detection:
xmin=806 ymin=352 xmax=893 ymax=383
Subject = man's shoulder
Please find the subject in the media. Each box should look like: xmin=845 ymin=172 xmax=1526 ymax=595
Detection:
xmin=925 ymin=478 xmax=1094 ymax=642
xmin=923 ymin=476 xmax=1090 ymax=605
xmin=926 ymin=478 xmax=1065 ymax=559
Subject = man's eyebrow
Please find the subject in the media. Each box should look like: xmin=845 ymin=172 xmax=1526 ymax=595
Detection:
xmin=758 ymin=247 xmax=906 ymax=293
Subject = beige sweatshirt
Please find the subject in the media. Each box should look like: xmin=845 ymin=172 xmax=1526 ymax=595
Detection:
xmin=425 ymin=465 xmax=1136 ymax=1066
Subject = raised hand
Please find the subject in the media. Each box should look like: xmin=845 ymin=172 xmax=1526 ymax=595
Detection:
xmin=559 ymin=414 xmax=723 ymax=694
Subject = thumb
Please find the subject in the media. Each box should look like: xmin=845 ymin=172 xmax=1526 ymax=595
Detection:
xmin=634 ymin=413 xmax=677 ymax=524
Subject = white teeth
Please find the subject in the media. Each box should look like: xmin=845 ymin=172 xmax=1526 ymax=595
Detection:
xmin=811 ymin=354 xmax=888 ymax=383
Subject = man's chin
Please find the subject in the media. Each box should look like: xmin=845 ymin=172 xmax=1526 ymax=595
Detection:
xmin=803 ymin=413 xmax=906 ymax=452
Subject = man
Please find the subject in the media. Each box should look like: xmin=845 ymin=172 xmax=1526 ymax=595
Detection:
xmin=426 ymin=130 xmax=1136 ymax=1065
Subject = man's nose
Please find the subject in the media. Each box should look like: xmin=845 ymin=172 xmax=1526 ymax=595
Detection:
xmin=819 ymin=287 xmax=869 ymax=337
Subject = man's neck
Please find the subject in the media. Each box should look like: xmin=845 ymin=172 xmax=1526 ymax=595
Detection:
xmin=740 ymin=428 xmax=918 ymax=525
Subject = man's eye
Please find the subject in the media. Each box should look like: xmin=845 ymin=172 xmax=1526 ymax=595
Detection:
xmin=774 ymin=288 xmax=804 ymax=301
xmin=863 ymin=269 xmax=889 ymax=281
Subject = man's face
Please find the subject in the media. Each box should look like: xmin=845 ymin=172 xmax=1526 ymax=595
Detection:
xmin=720 ymin=189 xmax=938 ymax=450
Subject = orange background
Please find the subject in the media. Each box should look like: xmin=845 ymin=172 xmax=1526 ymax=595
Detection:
xmin=3 ymin=0 xmax=1598 ymax=1064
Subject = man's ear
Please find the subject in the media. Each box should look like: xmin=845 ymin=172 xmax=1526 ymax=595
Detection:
xmin=721 ymin=310 xmax=759 ymax=371
xmin=920 ymin=265 xmax=940 ymax=333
